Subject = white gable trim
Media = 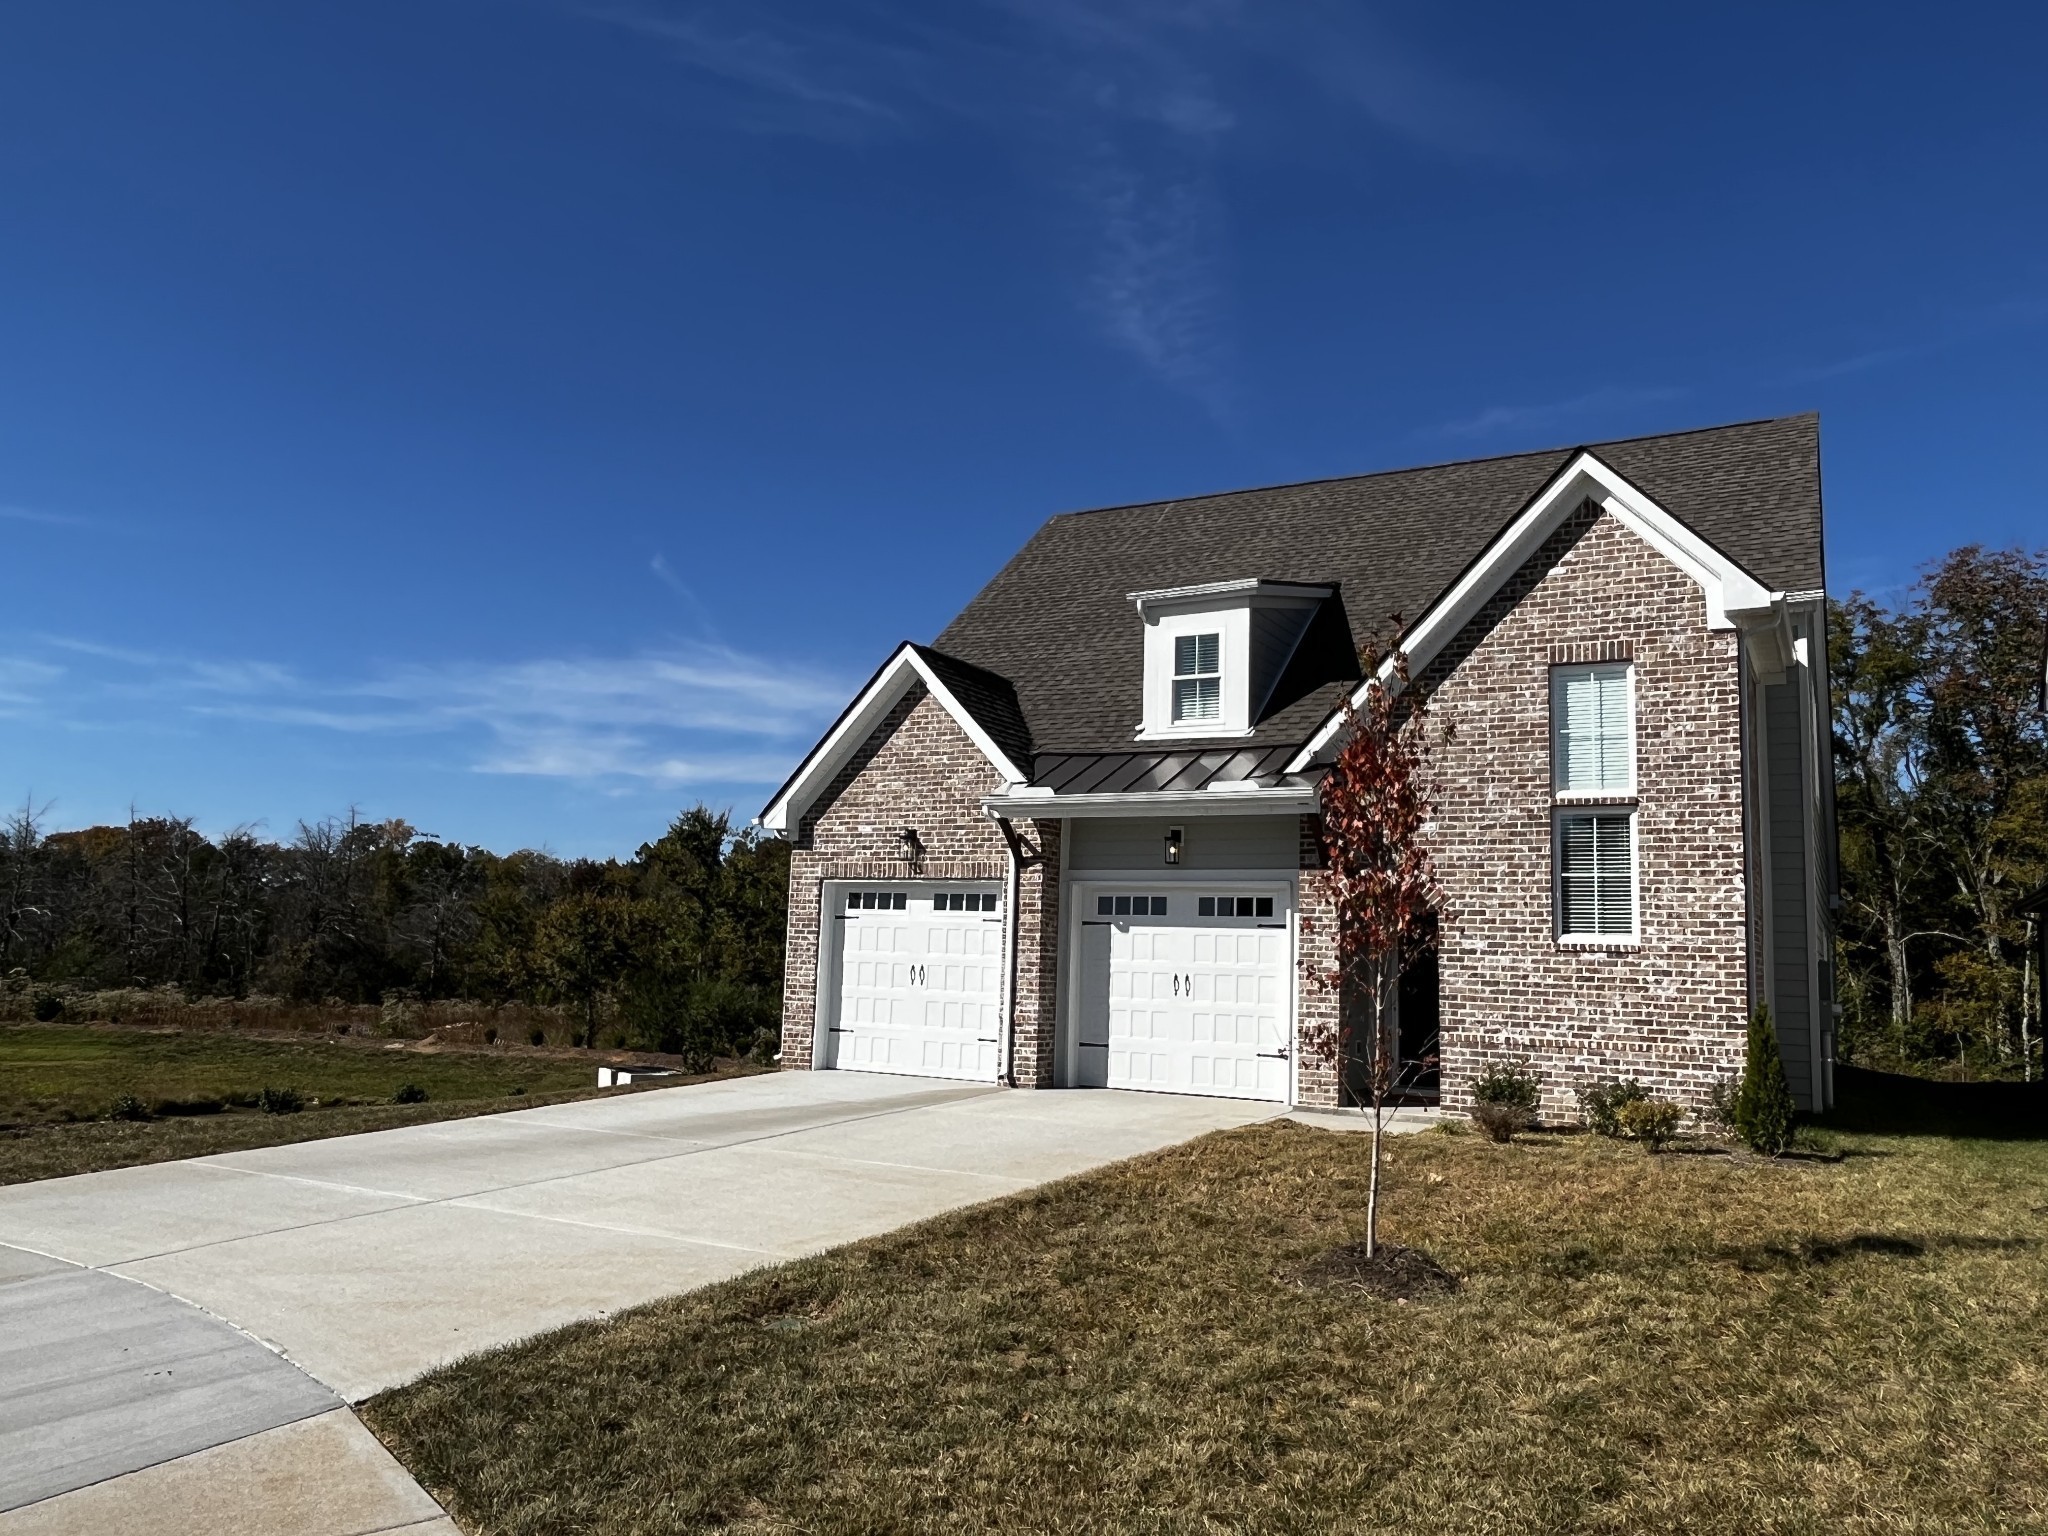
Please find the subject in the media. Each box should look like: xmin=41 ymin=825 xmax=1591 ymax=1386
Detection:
xmin=758 ymin=645 xmax=1029 ymax=834
xmin=1285 ymin=451 xmax=1780 ymax=773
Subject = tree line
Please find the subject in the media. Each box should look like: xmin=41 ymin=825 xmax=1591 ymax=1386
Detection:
xmin=1832 ymin=543 xmax=2047 ymax=1079
xmin=0 ymin=804 xmax=788 ymax=1068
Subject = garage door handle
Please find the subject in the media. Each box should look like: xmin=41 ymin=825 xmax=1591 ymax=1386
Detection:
xmin=1258 ymin=1049 xmax=1290 ymax=1060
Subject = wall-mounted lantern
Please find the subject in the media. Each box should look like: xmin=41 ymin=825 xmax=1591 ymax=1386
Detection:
xmin=898 ymin=827 xmax=924 ymax=870
xmin=1164 ymin=825 xmax=1184 ymax=866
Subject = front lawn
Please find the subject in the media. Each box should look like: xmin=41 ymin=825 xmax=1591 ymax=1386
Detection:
xmin=0 ymin=1024 xmax=737 ymax=1184
xmin=365 ymin=1071 xmax=2048 ymax=1535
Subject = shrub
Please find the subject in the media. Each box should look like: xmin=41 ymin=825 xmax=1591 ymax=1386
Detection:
xmin=392 ymin=1082 xmax=429 ymax=1105
xmin=1468 ymin=1101 xmax=1532 ymax=1143
xmin=1614 ymin=1097 xmax=1683 ymax=1152
xmin=1578 ymin=1078 xmax=1650 ymax=1138
xmin=529 ymin=1027 xmax=548 ymax=1047
xmin=1472 ymin=1062 xmax=1541 ymax=1112
xmin=32 ymin=990 xmax=64 ymax=1022
xmin=107 ymin=1094 xmax=150 ymax=1122
xmin=484 ymin=1026 xmax=499 ymax=1045
xmin=749 ymin=1024 xmax=781 ymax=1067
xmin=1704 ymin=1076 xmax=1740 ymax=1134
xmin=1732 ymin=1005 xmax=1797 ymax=1156
xmin=258 ymin=1085 xmax=305 ymax=1115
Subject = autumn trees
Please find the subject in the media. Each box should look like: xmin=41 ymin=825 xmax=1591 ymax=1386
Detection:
xmin=1832 ymin=544 xmax=2048 ymax=1078
xmin=0 ymin=802 xmax=789 ymax=1061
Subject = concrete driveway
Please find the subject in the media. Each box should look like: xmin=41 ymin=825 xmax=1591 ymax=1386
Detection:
xmin=0 ymin=1072 xmax=1274 ymax=1528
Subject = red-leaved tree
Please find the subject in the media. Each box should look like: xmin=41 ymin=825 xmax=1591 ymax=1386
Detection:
xmin=1317 ymin=647 xmax=1446 ymax=1258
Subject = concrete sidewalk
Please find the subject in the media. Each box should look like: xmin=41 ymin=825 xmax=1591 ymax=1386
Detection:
xmin=0 ymin=1073 xmax=1274 ymax=1528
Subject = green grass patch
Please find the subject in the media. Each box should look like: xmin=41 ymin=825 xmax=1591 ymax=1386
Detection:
xmin=366 ymin=1073 xmax=2048 ymax=1535
xmin=0 ymin=1024 xmax=731 ymax=1184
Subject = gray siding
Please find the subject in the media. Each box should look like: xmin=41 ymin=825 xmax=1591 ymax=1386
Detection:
xmin=1764 ymin=680 xmax=1816 ymax=1108
xmin=1066 ymin=815 xmax=1298 ymax=872
xmin=1249 ymin=606 xmax=1314 ymax=722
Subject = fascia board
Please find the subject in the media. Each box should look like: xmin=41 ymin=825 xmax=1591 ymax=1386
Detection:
xmin=759 ymin=645 xmax=1027 ymax=833
xmin=1129 ymin=579 xmax=1333 ymax=617
xmin=1284 ymin=451 xmax=1776 ymax=774
xmin=982 ymin=787 xmax=1319 ymax=819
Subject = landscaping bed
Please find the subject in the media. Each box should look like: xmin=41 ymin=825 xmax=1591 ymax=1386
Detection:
xmin=0 ymin=1023 xmax=755 ymax=1183
xmin=365 ymin=1073 xmax=2048 ymax=1534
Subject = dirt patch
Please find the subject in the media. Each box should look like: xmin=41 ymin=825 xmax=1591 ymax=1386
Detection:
xmin=1292 ymin=1241 xmax=1460 ymax=1301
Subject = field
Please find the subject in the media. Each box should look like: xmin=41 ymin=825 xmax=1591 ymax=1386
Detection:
xmin=0 ymin=1024 xmax=735 ymax=1184
xmin=366 ymin=1070 xmax=2048 ymax=1535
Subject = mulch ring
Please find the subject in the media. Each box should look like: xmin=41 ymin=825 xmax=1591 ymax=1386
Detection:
xmin=1291 ymin=1242 xmax=1460 ymax=1302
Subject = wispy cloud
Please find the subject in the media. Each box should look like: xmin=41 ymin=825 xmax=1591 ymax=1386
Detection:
xmin=1779 ymin=294 xmax=2048 ymax=385
xmin=574 ymin=2 xmax=1542 ymax=414
xmin=0 ymin=504 xmax=88 ymax=527
xmin=1435 ymin=385 xmax=1688 ymax=442
xmin=12 ymin=633 xmax=849 ymax=790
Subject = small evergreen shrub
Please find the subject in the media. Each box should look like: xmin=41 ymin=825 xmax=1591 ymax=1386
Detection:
xmin=392 ymin=1082 xmax=429 ymax=1105
xmin=1472 ymin=1062 xmax=1541 ymax=1111
xmin=257 ymin=1085 xmax=305 ymax=1115
xmin=1577 ymin=1078 xmax=1650 ymax=1138
xmin=1732 ymin=1005 xmax=1797 ymax=1156
xmin=1615 ymin=1097 xmax=1683 ymax=1152
xmin=32 ymin=990 xmax=64 ymax=1022
xmin=107 ymin=1094 xmax=150 ymax=1122
xmin=529 ymin=1027 xmax=548 ymax=1047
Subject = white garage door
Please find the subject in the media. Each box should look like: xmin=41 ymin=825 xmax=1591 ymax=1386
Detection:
xmin=827 ymin=886 xmax=1003 ymax=1080
xmin=1073 ymin=887 xmax=1290 ymax=1101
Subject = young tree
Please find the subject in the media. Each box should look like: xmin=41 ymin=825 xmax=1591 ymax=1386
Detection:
xmin=1733 ymin=1004 xmax=1797 ymax=1156
xmin=1317 ymin=648 xmax=1445 ymax=1259
xmin=532 ymin=891 xmax=639 ymax=1049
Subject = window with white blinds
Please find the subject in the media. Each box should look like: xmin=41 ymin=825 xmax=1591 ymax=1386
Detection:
xmin=1172 ymin=632 xmax=1222 ymax=723
xmin=1551 ymin=663 xmax=1634 ymax=793
xmin=1557 ymin=812 xmax=1635 ymax=937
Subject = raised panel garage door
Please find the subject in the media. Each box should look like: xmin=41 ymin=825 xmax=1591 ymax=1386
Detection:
xmin=827 ymin=887 xmax=1002 ymax=1081
xmin=1074 ymin=888 xmax=1290 ymax=1101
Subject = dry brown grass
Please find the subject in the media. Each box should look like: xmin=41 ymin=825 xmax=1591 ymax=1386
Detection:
xmin=366 ymin=1079 xmax=2048 ymax=1536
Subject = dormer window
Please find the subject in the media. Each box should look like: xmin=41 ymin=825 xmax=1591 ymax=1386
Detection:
xmin=1128 ymin=578 xmax=1332 ymax=740
xmin=1172 ymin=633 xmax=1222 ymax=723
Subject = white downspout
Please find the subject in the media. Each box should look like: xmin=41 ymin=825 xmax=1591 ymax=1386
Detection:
xmin=990 ymin=808 xmax=1023 ymax=1088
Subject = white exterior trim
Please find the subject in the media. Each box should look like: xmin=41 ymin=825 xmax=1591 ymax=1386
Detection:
xmin=1286 ymin=451 xmax=1782 ymax=773
xmin=760 ymin=645 xmax=1029 ymax=834
xmin=984 ymin=786 xmax=1320 ymax=820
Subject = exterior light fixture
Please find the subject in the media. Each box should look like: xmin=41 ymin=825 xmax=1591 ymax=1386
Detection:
xmin=898 ymin=827 xmax=924 ymax=870
xmin=1164 ymin=825 xmax=1184 ymax=866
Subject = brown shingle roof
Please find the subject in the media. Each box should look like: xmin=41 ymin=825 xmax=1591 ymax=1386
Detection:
xmin=935 ymin=414 xmax=1823 ymax=758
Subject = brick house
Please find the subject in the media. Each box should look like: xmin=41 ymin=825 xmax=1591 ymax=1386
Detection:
xmin=760 ymin=416 xmax=1837 ymax=1117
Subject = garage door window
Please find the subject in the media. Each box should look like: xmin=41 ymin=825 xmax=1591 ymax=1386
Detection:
xmin=1098 ymin=895 xmax=1169 ymax=916
xmin=1198 ymin=895 xmax=1274 ymax=918
xmin=934 ymin=892 xmax=1000 ymax=912
xmin=846 ymin=891 xmax=908 ymax=911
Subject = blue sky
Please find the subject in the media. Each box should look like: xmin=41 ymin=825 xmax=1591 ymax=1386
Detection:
xmin=2 ymin=1 xmax=2043 ymax=856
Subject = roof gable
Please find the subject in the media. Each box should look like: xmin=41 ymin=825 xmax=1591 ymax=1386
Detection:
xmin=758 ymin=643 xmax=1029 ymax=833
xmin=935 ymin=415 xmax=1822 ymax=757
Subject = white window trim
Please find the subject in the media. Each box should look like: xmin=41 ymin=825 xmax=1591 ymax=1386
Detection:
xmin=1170 ymin=631 xmax=1224 ymax=725
xmin=1553 ymin=807 xmax=1641 ymax=946
xmin=1135 ymin=604 xmax=1255 ymax=740
xmin=1549 ymin=661 xmax=1637 ymax=798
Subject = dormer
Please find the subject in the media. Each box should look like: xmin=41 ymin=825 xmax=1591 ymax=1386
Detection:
xmin=1127 ymin=579 xmax=1333 ymax=740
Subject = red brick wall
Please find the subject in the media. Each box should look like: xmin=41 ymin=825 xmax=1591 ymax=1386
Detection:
xmin=1295 ymin=814 xmax=1341 ymax=1108
xmin=1420 ymin=503 xmax=1748 ymax=1119
xmin=778 ymin=685 xmax=1060 ymax=1084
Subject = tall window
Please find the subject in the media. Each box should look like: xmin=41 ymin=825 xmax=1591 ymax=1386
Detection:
xmin=1172 ymin=632 xmax=1221 ymax=723
xmin=1558 ymin=813 xmax=1633 ymax=936
xmin=1551 ymin=663 xmax=1633 ymax=792
xmin=1551 ymin=663 xmax=1636 ymax=938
